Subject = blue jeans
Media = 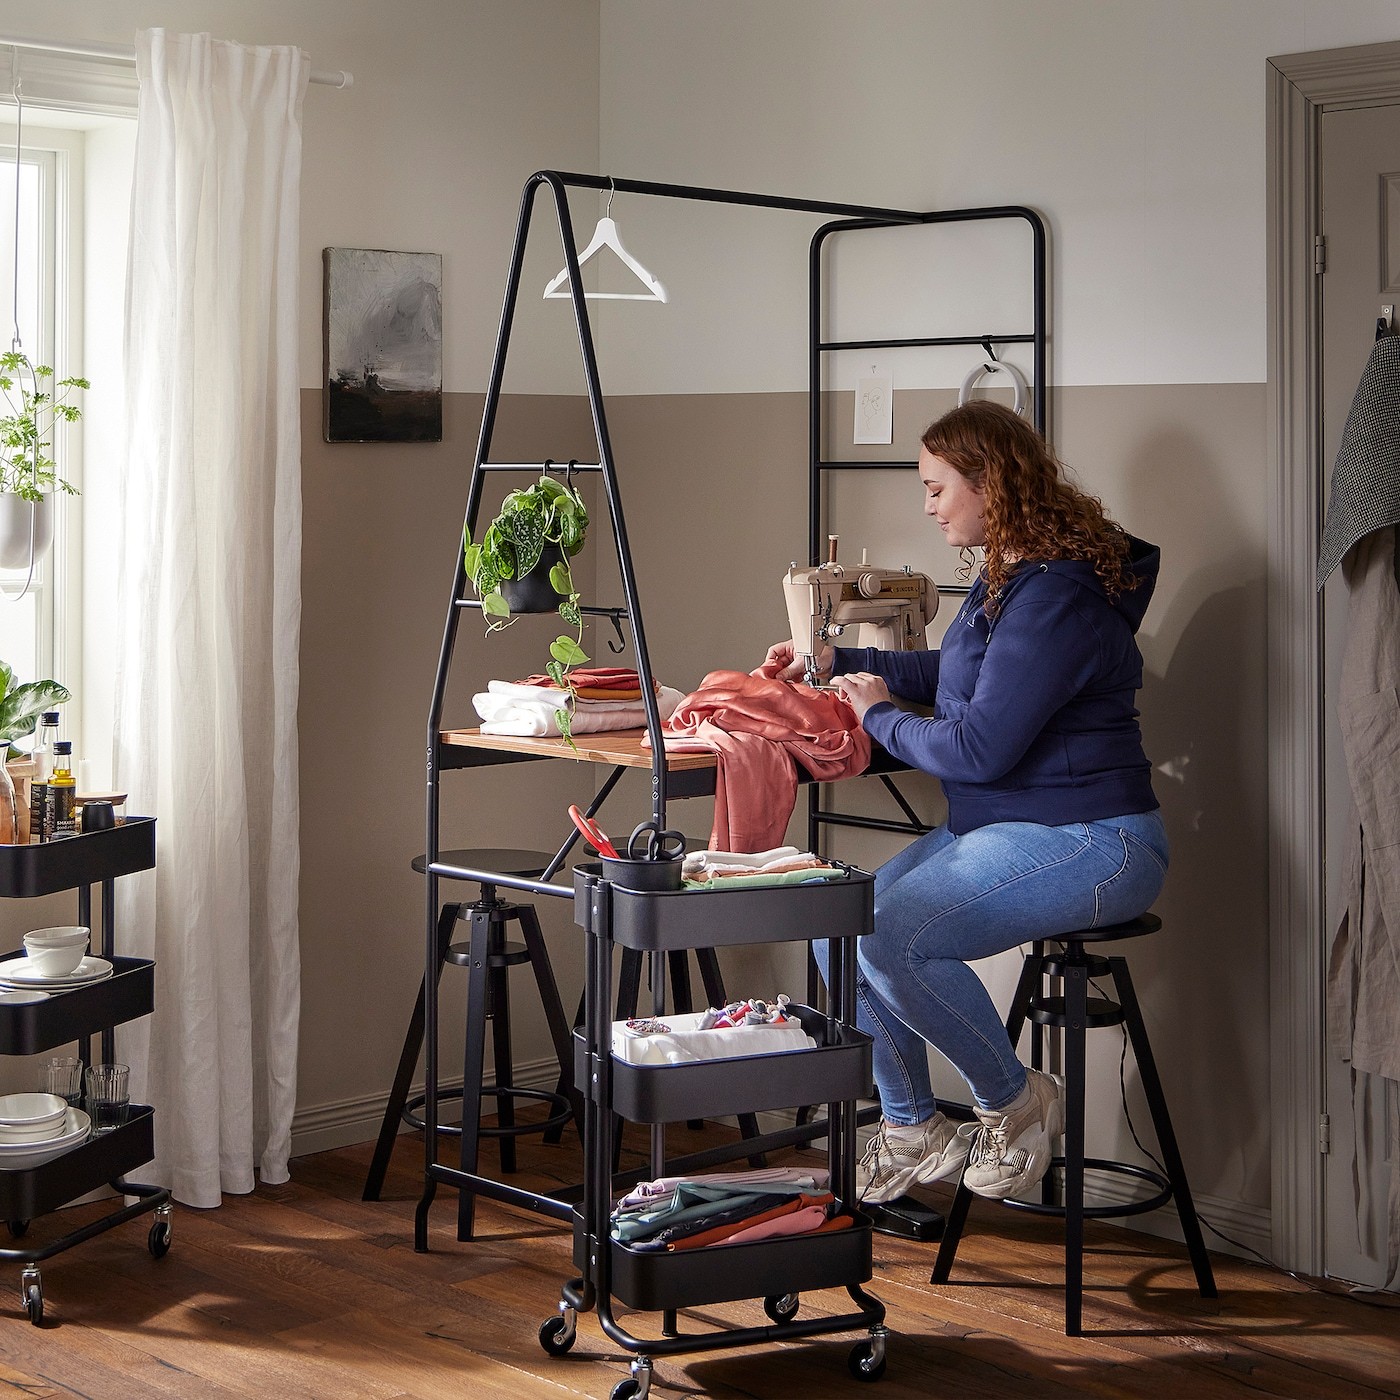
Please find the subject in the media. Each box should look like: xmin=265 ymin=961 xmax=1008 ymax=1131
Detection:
xmin=816 ymin=811 xmax=1168 ymax=1124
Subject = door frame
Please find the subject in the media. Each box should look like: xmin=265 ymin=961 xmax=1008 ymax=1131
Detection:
xmin=1267 ymin=39 xmax=1400 ymax=1276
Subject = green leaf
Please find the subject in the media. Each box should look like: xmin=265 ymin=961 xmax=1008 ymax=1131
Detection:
xmin=482 ymin=590 xmax=510 ymax=617
xmin=0 ymin=662 xmax=13 ymax=705
xmin=463 ymin=543 xmax=482 ymax=583
xmin=550 ymin=635 xmax=588 ymax=667
xmin=510 ymin=505 xmax=547 ymax=577
xmin=548 ymin=561 xmax=572 ymax=595
xmin=558 ymin=595 xmax=582 ymax=628
xmin=545 ymin=660 xmax=566 ymax=688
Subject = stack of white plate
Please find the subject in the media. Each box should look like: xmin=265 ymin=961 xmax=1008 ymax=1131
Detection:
xmin=0 ymin=956 xmax=114 ymax=992
xmin=0 ymin=1094 xmax=91 ymax=1169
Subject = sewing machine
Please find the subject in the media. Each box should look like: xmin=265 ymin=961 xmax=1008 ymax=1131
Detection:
xmin=783 ymin=537 xmax=939 ymax=687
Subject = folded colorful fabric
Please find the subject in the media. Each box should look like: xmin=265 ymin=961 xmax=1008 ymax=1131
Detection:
xmin=612 ymin=1010 xmax=816 ymax=1065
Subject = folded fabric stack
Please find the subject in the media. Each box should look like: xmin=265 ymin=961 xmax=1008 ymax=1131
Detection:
xmin=612 ymin=1168 xmax=853 ymax=1252
xmin=473 ymin=671 xmax=683 ymax=737
xmin=612 ymin=1001 xmax=815 ymax=1065
xmin=681 ymin=846 xmax=847 ymax=890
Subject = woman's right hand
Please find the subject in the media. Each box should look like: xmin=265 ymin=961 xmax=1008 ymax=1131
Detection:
xmin=760 ymin=640 xmax=834 ymax=684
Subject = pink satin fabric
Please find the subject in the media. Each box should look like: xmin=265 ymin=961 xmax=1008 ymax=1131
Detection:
xmin=663 ymin=669 xmax=870 ymax=851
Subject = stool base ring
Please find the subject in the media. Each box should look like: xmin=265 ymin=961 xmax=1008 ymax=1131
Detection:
xmin=1001 ymin=1157 xmax=1172 ymax=1220
xmin=402 ymin=1087 xmax=574 ymax=1139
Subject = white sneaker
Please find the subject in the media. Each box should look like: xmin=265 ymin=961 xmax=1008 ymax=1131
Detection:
xmin=855 ymin=1113 xmax=974 ymax=1204
xmin=962 ymin=1069 xmax=1065 ymax=1200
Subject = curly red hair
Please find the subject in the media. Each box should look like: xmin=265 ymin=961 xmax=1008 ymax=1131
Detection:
xmin=920 ymin=401 xmax=1137 ymax=614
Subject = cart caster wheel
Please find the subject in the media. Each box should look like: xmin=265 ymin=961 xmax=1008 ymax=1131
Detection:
xmin=6 ymin=1220 xmax=28 ymax=1238
xmin=610 ymin=1382 xmax=642 ymax=1400
xmin=22 ymin=1280 xmax=42 ymax=1327
xmin=764 ymin=1292 xmax=799 ymax=1323
xmin=148 ymin=1220 xmax=172 ymax=1259
xmin=538 ymin=1313 xmax=576 ymax=1356
xmin=848 ymin=1339 xmax=887 ymax=1382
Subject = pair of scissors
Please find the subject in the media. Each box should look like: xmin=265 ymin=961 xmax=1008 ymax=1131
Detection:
xmin=568 ymin=805 xmax=619 ymax=858
xmin=627 ymin=820 xmax=686 ymax=861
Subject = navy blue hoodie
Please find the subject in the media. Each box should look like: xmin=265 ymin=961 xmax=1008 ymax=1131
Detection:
xmin=832 ymin=538 xmax=1160 ymax=835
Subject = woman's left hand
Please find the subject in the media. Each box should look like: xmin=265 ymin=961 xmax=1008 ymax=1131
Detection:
xmin=831 ymin=671 xmax=891 ymax=722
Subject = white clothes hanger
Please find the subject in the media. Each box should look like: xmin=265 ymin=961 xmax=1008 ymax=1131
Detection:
xmin=958 ymin=348 xmax=1030 ymax=415
xmin=543 ymin=182 xmax=667 ymax=303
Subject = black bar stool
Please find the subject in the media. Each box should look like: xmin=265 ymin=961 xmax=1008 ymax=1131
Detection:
xmin=930 ymin=913 xmax=1217 ymax=1336
xmin=363 ymin=849 xmax=581 ymax=1204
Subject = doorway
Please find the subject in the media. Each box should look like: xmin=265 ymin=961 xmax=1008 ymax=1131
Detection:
xmin=1267 ymin=39 xmax=1400 ymax=1285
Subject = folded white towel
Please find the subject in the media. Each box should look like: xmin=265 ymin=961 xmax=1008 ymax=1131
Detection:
xmin=682 ymin=847 xmax=811 ymax=876
xmin=474 ymin=683 xmax=684 ymax=738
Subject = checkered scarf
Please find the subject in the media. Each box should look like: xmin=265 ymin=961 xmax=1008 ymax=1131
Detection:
xmin=1319 ymin=334 xmax=1400 ymax=587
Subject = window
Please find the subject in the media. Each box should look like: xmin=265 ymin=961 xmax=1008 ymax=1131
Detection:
xmin=0 ymin=137 xmax=65 ymax=686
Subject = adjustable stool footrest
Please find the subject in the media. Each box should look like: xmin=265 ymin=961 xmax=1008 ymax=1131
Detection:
xmin=1001 ymin=1156 xmax=1173 ymax=1219
xmin=402 ymin=1085 xmax=574 ymax=1139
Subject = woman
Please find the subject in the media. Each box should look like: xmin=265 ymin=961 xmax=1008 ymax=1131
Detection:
xmin=763 ymin=400 xmax=1167 ymax=1204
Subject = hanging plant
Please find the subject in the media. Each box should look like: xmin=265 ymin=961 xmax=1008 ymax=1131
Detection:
xmin=0 ymin=351 xmax=86 ymax=502
xmin=463 ymin=473 xmax=590 ymax=743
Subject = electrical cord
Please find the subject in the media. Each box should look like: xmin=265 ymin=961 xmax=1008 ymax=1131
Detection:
xmin=1085 ymin=974 xmax=1400 ymax=1308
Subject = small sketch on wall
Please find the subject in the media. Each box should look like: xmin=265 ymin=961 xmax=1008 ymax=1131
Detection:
xmin=323 ymin=248 xmax=442 ymax=442
xmin=854 ymin=370 xmax=893 ymax=445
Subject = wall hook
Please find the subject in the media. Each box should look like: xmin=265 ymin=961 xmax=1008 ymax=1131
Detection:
xmin=606 ymin=611 xmax=626 ymax=654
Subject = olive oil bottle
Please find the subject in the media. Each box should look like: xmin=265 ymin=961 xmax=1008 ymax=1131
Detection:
xmin=49 ymin=740 xmax=77 ymax=840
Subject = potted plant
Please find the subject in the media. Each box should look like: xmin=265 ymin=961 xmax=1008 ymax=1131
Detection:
xmin=463 ymin=473 xmax=591 ymax=740
xmin=0 ymin=351 xmax=85 ymax=570
xmin=0 ymin=661 xmax=71 ymax=844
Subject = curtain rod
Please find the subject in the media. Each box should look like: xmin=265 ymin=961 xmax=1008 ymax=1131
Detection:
xmin=0 ymin=33 xmax=352 ymax=89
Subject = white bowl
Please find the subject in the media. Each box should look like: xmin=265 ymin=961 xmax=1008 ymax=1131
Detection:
xmin=0 ymin=989 xmax=48 ymax=1005
xmin=0 ymin=1108 xmax=91 ymax=1169
xmin=0 ymin=1092 xmax=68 ymax=1130
xmin=0 ymin=1119 xmax=66 ymax=1143
xmin=22 ymin=925 xmax=90 ymax=946
xmin=20 ymin=942 xmax=87 ymax=977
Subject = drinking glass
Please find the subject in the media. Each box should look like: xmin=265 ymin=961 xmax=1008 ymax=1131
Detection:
xmin=42 ymin=1056 xmax=83 ymax=1105
xmin=84 ymin=1063 xmax=130 ymax=1132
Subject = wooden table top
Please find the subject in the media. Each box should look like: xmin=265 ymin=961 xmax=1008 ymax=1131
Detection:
xmin=439 ymin=727 xmax=717 ymax=772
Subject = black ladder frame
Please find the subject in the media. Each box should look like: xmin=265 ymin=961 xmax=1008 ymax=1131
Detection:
xmin=415 ymin=170 xmax=1048 ymax=1244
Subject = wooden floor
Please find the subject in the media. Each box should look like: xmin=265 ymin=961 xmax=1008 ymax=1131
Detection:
xmin=0 ymin=1120 xmax=1396 ymax=1399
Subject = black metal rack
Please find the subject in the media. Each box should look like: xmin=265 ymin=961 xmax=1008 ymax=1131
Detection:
xmin=0 ymin=818 xmax=172 ymax=1324
xmin=546 ymin=865 xmax=886 ymax=1399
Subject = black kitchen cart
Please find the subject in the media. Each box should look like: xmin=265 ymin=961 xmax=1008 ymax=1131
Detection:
xmin=0 ymin=819 xmax=171 ymax=1324
xmin=543 ymin=864 xmax=886 ymax=1399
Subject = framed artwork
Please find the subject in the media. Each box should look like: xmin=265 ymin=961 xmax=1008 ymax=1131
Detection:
xmin=323 ymin=247 xmax=442 ymax=442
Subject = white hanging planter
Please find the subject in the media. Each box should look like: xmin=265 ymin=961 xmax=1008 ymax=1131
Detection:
xmin=0 ymin=494 xmax=54 ymax=571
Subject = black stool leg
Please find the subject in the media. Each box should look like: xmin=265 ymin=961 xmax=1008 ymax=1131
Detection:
xmin=933 ymin=945 xmax=1046 ymax=1283
xmin=516 ymin=901 xmax=586 ymax=1141
xmin=487 ymin=924 xmax=517 ymax=1173
xmin=1109 ymin=956 xmax=1217 ymax=1300
xmin=364 ymin=901 xmax=459 ymax=1201
xmin=457 ymin=904 xmax=492 ymax=1241
xmin=1063 ymin=956 xmax=1089 ymax=1336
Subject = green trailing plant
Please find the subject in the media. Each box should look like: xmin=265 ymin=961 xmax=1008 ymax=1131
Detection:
xmin=0 ymin=662 xmax=69 ymax=762
xmin=463 ymin=474 xmax=590 ymax=743
xmin=0 ymin=351 xmax=86 ymax=502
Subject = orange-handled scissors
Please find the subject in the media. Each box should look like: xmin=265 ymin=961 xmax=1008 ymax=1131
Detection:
xmin=568 ymin=805 xmax=619 ymax=858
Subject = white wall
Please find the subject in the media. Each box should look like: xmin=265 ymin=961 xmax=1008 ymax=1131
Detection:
xmin=594 ymin=0 xmax=1400 ymax=394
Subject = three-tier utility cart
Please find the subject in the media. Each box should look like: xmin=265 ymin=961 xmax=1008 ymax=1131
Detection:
xmin=0 ymin=818 xmax=171 ymax=1325
xmin=539 ymin=862 xmax=888 ymax=1399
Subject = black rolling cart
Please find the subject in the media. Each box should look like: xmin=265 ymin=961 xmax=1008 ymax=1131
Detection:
xmin=539 ymin=863 xmax=888 ymax=1399
xmin=0 ymin=818 xmax=171 ymax=1325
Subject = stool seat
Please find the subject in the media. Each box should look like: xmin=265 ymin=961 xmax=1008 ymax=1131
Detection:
xmin=1053 ymin=913 xmax=1161 ymax=943
xmin=412 ymin=848 xmax=553 ymax=879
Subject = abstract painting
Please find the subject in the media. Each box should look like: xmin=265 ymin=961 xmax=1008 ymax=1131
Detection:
xmin=323 ymin=248 xmax=442 ymax=442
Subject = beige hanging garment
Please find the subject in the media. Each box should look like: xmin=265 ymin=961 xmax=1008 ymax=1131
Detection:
xmin=1326 ymin=525 xmax=1400 ymax=1284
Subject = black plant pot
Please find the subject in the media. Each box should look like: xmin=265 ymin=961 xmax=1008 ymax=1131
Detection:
xmin=501 ymin=544 xmax=567 ymax=614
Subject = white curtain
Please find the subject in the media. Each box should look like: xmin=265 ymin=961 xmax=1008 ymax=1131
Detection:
xmin=114 ymin=29 xmax=308 ymax=1207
